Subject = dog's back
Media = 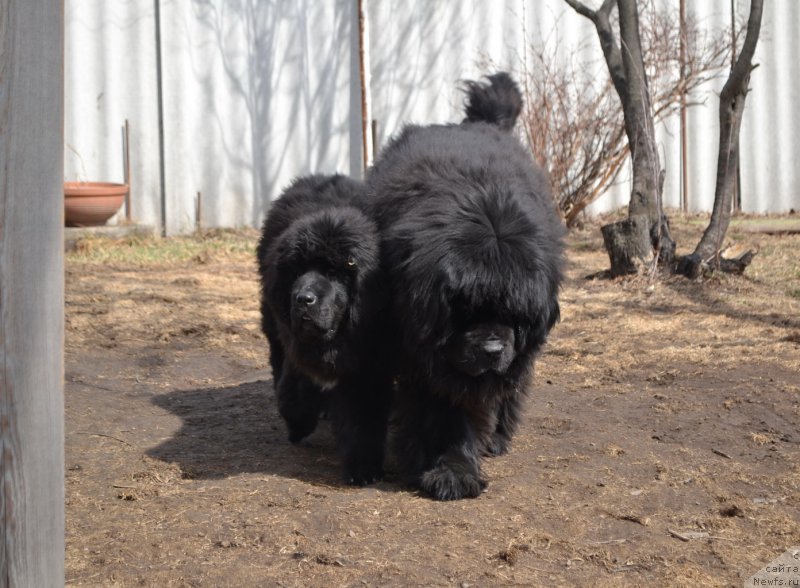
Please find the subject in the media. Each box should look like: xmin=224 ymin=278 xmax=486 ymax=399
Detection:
xmin=367 ymin=73 xmax=548 ymax=233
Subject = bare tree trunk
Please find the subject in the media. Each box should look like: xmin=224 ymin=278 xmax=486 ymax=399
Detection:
xmin=619 ymin=0 xmax=658 ymax=222
xmin=565 ymin=0 xmax=674 ymax=276
xmin=619 ymin=0 xmax=675 ymax=272
xmin=679 ymin=0 xmax=763 ymax=278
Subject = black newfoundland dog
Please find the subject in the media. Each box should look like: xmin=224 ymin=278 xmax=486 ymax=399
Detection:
xmin=257 ymin=174 xmax=391 ymax=485
xmin=367 ymin=73 xmax=565 ymax=500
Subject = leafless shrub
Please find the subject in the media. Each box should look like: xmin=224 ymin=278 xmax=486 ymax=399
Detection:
xmin=519 ymin=3 xmax=735 ymax=227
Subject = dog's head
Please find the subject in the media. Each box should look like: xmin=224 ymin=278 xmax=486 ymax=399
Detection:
xmin=390 ymin=187 xmax=563 ymax=381
xmin=272 ymin=206 xmax=381 ymax=346
xmin=438 ymin=292 xmax=560 ymax=379
xmin=443 ymin=320 xmax=517 ymax=378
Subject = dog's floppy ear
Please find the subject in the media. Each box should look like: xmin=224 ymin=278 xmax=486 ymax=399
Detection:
xmin=522 ymin=296 xmax=560 ymax=353
xmin=545 ymin=298 xmax=560 ymax=333
xmin=263 ymin=234 xmax=301 ymax=318
xmin=401 ymin=269 xmax=452 ymax=348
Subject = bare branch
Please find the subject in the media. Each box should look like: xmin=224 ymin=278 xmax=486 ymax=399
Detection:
xmin=517 ymin=1 xmax=734 ymax=226
xmin=563 ymin=0 xmax=598 ymax=20
xmin=722 ymin=0 xmax=763 ymax=99
xmin=564 ymin=0 xmax=627 ymax=108
xmin=599 ymin=0 xmax=617 ymax=17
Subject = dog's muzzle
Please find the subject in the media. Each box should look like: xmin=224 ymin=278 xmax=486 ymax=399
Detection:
xmin=290 ymin=271 xmax=344 ymax=339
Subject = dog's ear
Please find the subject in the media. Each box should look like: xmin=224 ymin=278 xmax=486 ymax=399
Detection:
xmin=401 ymin=270 xmax=452 ymax=347
xmin=263 ymin=261 xmax=288 ymax=319
xmin=264 ymin=234 xmax=302 ymax=316
xmin=521 ymin=296 xmax=560 ymax=353
xmin=545 ymin=298 xmax=560 ymax=332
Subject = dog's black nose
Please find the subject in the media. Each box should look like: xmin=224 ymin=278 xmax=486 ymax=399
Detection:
xmin=481 ymin=338 xmax=504 ymax=356
xmin=295 ymin=291 xmax=317 ymax=306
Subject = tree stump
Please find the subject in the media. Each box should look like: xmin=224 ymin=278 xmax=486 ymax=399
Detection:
xmin=678 ymin=249 xmax=756 ymax=279
xmin=601 ymin=214 xmax=654 ymax=277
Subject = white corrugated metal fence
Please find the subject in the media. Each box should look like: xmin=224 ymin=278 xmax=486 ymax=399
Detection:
xmin=64 ymin=0 xmax=799 ymax=233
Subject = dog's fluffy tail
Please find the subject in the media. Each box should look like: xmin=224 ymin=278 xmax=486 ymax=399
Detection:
xmin=462 ymin=72 xmax=523 ymax=132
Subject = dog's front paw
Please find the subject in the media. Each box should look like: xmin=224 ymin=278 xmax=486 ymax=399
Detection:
xmin=343 ymin=458 xmax=384 ymax=487
xmin=280 ymin=400 xmax=320 ymax=444
xmin=483 ymin=432 xmax=511 ymax=457
xmin=286 ymin=419 xmax=317 ymax=444
xmin=419 ymin=462 xmax=487 ymax=500
xmin=342 ymin=445 xmax=385 ymax=486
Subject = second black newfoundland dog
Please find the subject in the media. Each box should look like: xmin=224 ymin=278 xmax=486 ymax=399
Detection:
xmin=368 ymin=73 xmax=564 ymax=500
xmin=257 ymin=174 xmax=391 ymax=485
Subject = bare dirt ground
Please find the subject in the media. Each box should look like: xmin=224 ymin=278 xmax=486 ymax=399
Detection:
xmin=64 ymin=215 xmax=800 ymax=587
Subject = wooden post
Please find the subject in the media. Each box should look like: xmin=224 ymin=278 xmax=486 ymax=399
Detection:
xmin=154 ymin=0 xmax=167 ymax=235
xmin=679 ymin=0 xmax=689 ymax=212
xmin=0 ymin=1 xmax=65 ymax=587
xmin=371 ymin=118 xmax=379 ymax=158
xmin=124 ymin=119 xmax=132 ymax=222
xmin=357 ymin=0 xmax=373 ymax=173
xmin=730 ymin=0 xmax=742 ymax=213
xmin=196 ymin=191 xmax=203 ymax=231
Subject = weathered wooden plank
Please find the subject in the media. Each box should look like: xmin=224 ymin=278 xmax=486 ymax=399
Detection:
xmin=0 ymin=1 xmax=65 ymax=587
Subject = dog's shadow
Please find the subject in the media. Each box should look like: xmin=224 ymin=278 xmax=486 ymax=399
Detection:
xmin=147 ymin=380 xmax=349 ymax=486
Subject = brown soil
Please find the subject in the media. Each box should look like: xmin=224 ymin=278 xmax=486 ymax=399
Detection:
xmin=65 ymin=217 xmax=800 ymax=587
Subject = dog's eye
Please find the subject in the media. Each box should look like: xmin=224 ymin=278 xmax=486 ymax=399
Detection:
xmin=346 ymin=256 xmax=357 ymax=268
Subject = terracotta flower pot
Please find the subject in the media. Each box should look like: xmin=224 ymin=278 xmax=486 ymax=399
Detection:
xmin=64 ymin=181 xmax=128 ymax=227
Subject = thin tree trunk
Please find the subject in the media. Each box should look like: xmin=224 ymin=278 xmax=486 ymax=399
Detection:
xmin=679 ymin=0 xmax=763 ymax=278
xmin=565 ymin=0 xmax=674 ymax=276
xmin=618 ymin=0 xmax=675 ymax=270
